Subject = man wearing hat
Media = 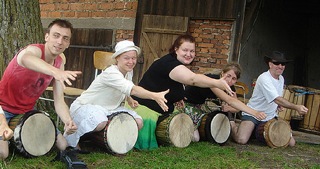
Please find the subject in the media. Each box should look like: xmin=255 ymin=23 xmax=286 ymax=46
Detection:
xmin=230 ymin=51 xmax=308 ymax=147
xmin=65 ymin=40 xmax=169 ymax=149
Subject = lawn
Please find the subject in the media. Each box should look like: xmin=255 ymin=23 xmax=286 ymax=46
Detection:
xmin=1 ymin=138 xmax=319 ymax=169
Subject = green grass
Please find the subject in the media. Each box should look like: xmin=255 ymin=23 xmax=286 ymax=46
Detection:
xmin=2 ymin=141 xmax=320 ymax=169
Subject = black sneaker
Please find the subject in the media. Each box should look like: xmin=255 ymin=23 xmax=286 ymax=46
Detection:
xmin=59 ymin=147 xmax=88 ymax=169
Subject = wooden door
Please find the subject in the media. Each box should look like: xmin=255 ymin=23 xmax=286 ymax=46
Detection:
xmin=133 ymin=15 xmax=189 ymax=83
xmin=64 ymin=28 xmax=113 ymax=89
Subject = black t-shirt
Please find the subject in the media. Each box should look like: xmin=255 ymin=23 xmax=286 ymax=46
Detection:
xmin=133 ymin=53 xmax=185 ymax=114
xmin=184 ymin=74 xmax=236 ymax=104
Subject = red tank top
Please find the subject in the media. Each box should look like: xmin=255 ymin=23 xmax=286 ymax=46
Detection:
xmin=0 ymin=44 xmax=63 ymax=114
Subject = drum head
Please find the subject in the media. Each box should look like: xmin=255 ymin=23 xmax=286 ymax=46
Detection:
xmin=106 ymin=113 xmax=138 ymax=154
xmin=265 ymin=119 xmax=291 ymax=147
xmin=210 ymin=113 xmax=231 ymax=144
xmin=20 ymin=113 xmax=56 ymax=156
xmin=168 ymin=113 xmax=193 ymax=148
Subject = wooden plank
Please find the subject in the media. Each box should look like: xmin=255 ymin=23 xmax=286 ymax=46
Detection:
xmin=136 ymin=15 xmax=189 ymax=82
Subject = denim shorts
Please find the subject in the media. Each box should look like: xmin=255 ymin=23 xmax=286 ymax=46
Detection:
xmin=241 ymin=114 xmax=262 ymax=126
xmin=4 ymin=111 xmax=16 ymax=123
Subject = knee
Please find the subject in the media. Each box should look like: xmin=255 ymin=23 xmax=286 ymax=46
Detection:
xmin=232 ymin=135 xmax=249 ymax=145
xmin=236 ymin=137 xmax=249 ymax=145
xmin=135 ymin=118 xmax=143 ymax=130
xmin=95 ymin=121 xmax=107 ymax=132
xmin=0 ymin=150 xmax=9 ymax=160
xmin=0 ymin=143 xmax=9 ymax=160
xmin=288 ymin=137 xmax=296 ymax=147
xmin=192 ymin=129 xmax=200 ymax=142
xmin=56 ymin=134 xmax=68 ymax=150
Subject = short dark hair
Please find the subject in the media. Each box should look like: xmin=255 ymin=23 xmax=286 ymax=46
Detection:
xmin=46 ymin=19 xmax=73 ymax=34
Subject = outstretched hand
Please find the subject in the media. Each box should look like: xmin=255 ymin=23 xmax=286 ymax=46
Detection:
xmin=218 ymin=77 xmax=235 ymax=96
xmin=154 ymin=89 xmax=169 ymax=112
xmin=127 ymin=97 xmax=139 ymax=108
xmin=297 ymin=105 xmax=308 ymax=115
xmin=54 ymin=69 xmax=82 ymax=89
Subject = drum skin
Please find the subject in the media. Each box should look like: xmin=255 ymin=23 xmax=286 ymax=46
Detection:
xmin=84 ymin=112 xmax=138 ymax=155
xmin=255 ymin=118 xmax=291 ymax=148
xmin=9 ymin=110 xmax=56 ymax=158
xmin=156 ymin=113 xmax=194 ymax=148
xmin=198 ymin=111 xmax=231 ymax=144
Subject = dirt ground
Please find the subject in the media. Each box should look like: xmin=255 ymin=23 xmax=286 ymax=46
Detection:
xmin=226 ymin=130 xmax=320 ymax=168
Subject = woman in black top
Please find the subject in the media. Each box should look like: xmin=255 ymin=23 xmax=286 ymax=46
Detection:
xmin=132 ymin=34 xmax=234 ymax=150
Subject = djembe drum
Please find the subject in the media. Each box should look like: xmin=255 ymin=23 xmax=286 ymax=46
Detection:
xmin=86 ymin=112 xmax=138 ymax=155
xmin=255 ymin=118 xmax=291 ymax=148
xmin=198 ymin=111 xmax=231 ymax=144
xmin=9 ymin=110 xmax=56 ymax=158
xmin=156 ymin=112 xmax=194 ymax=148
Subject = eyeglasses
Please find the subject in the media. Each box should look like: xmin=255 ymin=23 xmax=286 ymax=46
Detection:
xmin=272 ymin=62 xmax=286 ymax=66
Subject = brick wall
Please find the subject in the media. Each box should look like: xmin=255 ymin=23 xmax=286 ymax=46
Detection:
xmin=39 ymin=0 xmax=138 ymax=18
xmin=189 ymin=19 xmax=233 ymax=74
xmin=39 ymin=0 xmax=138 ymax=42
xmin=39 ymin=1 xmax=233 ymax=72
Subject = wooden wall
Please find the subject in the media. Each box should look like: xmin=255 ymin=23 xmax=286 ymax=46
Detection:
xmin=139 ymin=0 xmax=240 ymax=19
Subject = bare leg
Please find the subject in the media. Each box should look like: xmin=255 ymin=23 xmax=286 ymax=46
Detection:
xmin=135 ymin=118 xmax=143 ymax=130
xmin=288 ymin=136 xmax=296 ymax=147
xmin=230 ymin=120 xmax=255 ymax=144
xmin=56 ymin=133 xmax=68 ymax=151
xmin=192 ymin=129 xmax=200 ymax=142
xmin=93 ymin=121 xmax=108 ymax=132
xmin=0 ymin=140 xmax=9 ymax=160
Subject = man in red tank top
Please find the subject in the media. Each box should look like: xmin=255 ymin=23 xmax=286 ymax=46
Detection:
xmin=0 ymin=19 xmax=86 ymax=168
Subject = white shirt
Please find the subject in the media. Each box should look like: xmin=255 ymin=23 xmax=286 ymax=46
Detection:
xmin=242 ymin=70 xmax=284 ymax=121
xmin=75 ymin=65 xmax=134 ymax=111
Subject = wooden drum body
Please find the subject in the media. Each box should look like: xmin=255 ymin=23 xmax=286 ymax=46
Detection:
xmin=255 ymin=118 xmax=291 ymax=148
xmin=279 ymin=85 xmax=306 ymax=121
xmin=198 ymin=111 xmax=231 ymax=144
xmin=89 ymin=112 xmax=138 ymax=155
xmin=9 ymin=110 xmax=56 ymax=158
xmin=156 ymin=113 xmax=194 ymax=148
xmin=301 ymin=88 xmax=320 ymax=132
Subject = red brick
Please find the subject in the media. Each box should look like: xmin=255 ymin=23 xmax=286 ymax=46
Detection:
xmin=62 ymin=11 xmax=75 ymax=17
xmin=91 ymin=11 xmax=106 ymax=17
xmin=48 ymin=11 xmax=61 ymax=18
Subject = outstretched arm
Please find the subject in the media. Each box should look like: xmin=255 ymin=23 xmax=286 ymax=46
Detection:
xmin=17 ymin=46 xmax=81 ymax=89
xmin=169 ymin=65 xmax=234 ymax=96
xmin=130 ymin=86 xmax=169 ymax=112
xmin=212 ymin=88 xmax=267 ymax=120
xmin=53 ymin=63 xmax=78 ymax=135
xmin=274 ymin=96 xmax=308 ymax=115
